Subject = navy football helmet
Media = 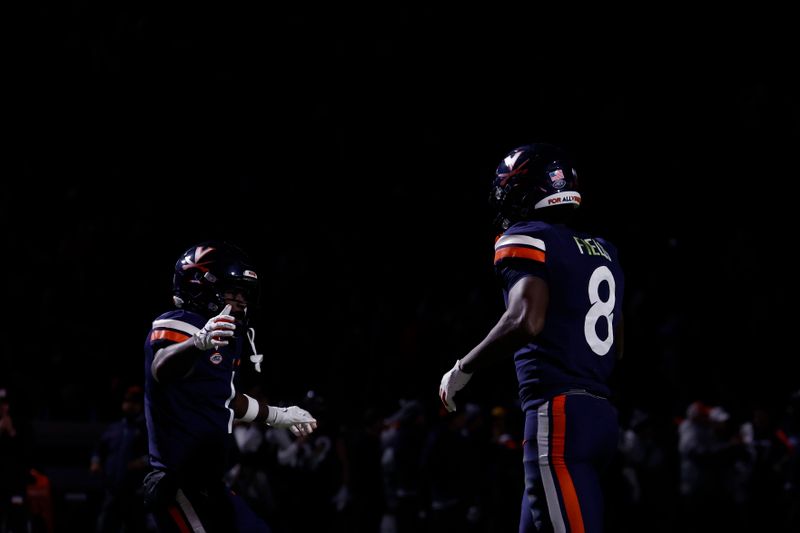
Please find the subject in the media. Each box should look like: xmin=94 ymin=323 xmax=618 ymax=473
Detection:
xmin=172 ymin=241 xmax=259 ymax=319
xmin=490 ymin=143 xmax=581 ymax=229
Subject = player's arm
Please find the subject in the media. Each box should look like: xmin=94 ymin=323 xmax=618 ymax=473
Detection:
xmin=151 ymin=337 xmax=204 ymax=382
xmin=439 ymin=275 xmax=547 ymax=411
xmin=461 ymin=275 xmax=548 ymax=372
xmin=151 ymin=305 xmax=236 ymax=382
xmin=230 ymin=393 xmax=318 ymax=437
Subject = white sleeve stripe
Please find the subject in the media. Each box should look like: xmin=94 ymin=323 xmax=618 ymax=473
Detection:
xmin=495 ymin=235 xmax=546 ymax=251
xmin=151 ymin=319 xmax=200 ymax=335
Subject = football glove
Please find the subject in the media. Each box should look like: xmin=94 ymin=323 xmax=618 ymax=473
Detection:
xmin=266 ymin=405 xmax=318 ymax=437
xmin=439 ymin=359 xmax=473 ymax=412
xmin=193 ymin=304 xmax=236 ymax=351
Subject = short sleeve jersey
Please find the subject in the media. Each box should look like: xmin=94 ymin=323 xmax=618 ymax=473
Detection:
xmin=143 ymin=309 xmax=243 ymax=480
xmin=494 ymin=221 xmax=624 ymax=410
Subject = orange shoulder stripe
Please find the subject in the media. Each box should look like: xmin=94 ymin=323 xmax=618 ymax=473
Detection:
xmin=150 ymin=330 xmax=191 ymax=343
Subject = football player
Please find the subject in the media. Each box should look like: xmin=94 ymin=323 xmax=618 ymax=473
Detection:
xmin=439 ymin=144 xmax=624 ymax=533
xmin=143 ymin=241 xmax=317 ymax=532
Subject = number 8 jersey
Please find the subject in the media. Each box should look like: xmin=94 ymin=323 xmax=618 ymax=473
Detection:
xmin=494 ymin=220 xmax=625 ymax=411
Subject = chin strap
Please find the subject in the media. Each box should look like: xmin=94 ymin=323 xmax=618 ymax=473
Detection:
xmin=247 ymin=328 xmax=263 ymax=373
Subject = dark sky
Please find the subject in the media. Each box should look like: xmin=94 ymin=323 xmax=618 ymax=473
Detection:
xmin=5 ymin=4 xmax=799 ymax=422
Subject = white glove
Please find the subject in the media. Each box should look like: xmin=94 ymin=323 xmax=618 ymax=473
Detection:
xmin=266 ymin=405 xmax=318 ymax=437
xmin=193 ymin=304 xmax=236 ymax=351
xmin=439 ymin=359 xmax=473 ymax=412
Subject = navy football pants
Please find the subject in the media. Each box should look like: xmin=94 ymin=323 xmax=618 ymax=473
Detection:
xmin=145 ymin=473 xmax=270 ymax=533
xmin=519 ymin=392 xmax=618 ymax=533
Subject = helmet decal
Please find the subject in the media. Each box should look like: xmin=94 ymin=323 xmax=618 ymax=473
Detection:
xmin=181 ymin=246 xmax=216 ymax=272
xmin=548 ymin=168 xmax=566 ymax=189
xmin=498 ymin=151 xmax=529 ymax=185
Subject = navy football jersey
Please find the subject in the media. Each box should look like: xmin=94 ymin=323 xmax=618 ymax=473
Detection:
xmin=143 ymin=309 xmax=244 ymax=480
xmin=494 ymin=221 xmax=624 ymax=411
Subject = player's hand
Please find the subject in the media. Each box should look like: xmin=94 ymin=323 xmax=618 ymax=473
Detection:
xmin=193 ymin=304 xmax=236 ymax=351
xmin=439 ymin=359 xmax=473 ymax=412
xmin=266 ymin=405 xmax=318 ymax=437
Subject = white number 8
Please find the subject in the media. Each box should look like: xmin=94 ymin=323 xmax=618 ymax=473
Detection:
xmin=584 ymin=266 xmax=615 ymax=356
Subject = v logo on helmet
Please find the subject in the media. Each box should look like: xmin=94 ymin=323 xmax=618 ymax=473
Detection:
xmin=504 ymin=150 xmax=523 ymax=170
xmin=194 ymin=246 xmax=215 ymax=261
xmin=181 ymin=246 xmax=216 ymax=271
xmin=497 ymin=157 xmax=529 ymax=186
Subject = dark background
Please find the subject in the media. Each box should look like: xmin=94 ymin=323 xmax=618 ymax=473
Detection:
xmin=3 ymin=3 xmax=799 ymax=531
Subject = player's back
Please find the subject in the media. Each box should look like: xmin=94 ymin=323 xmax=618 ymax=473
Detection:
xmin=494 ymin=220 xmax=624 ymax=410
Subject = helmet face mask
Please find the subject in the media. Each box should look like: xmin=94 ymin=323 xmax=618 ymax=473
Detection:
xmin=172 ymin=241 xmax=259 ymax=321
xmin=490 ymin=143 xmax=581 ymax=230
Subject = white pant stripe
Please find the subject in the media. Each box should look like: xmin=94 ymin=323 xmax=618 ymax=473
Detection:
xmin=537 ymin=401 xmax=566 ymax=533
xmin=175 ymin=489 xmax=206 ymax=532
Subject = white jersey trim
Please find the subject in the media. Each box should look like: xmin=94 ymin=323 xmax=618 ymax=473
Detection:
xmin=495 ymin=234 xmax=546 ymax=251
xmin=224 ymin=371 xmax=236 ymax=434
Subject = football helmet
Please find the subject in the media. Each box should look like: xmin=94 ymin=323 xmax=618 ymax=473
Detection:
xmin=172 ymin=241 xmax=259 ymax=319
xmin=490 ymin=143 xmax=581 ymax=229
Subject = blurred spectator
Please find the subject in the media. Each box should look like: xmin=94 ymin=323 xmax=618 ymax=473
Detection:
xmin=25 ymin=469 xmax=54 ymax=533
xmin=381 ymin=399 xmax=426 ymax=532
xmin=333 ymin=407 xmax=385 ymax=533
xmin=782 ymin=389 xmax=800 ymax=531
xmin=421 ymin=408 xmax=468 ymax=533
xmin=705 ymin=406 xmax=750 ymax=531
xmin=0 ymin=386 xmax=35 ymax=532
xmin=224 ymin=386 xmax=278 ymax=528
xmin=89 ymin=385 xmax=149 ymax=533
xmin=678 ymin=401 xmax=751 ymax=532
xmin=740 ymin=402 xmax=795 ymax=532
xmin=421 ymin=403 xmax=489 ymax=533
xmin=677 ymin=400 xmax=713 ymax=531
xmin=485 ymin=405 xmax=524 ymax=533
xmin=678 ymin=401 xmax=712 ymax=494
xmin=262 ymin=390 xmax=337 ymax=533
xmin=617 ymin=408 xmax=674 ymax=532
